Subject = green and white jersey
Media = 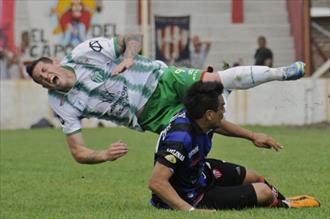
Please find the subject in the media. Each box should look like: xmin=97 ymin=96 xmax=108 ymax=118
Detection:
xmin=49 ymin=37 xmax=165 ymax=135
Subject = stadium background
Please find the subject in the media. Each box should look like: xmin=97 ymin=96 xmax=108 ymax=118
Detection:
xmin=0 ymin=1 xmax=329 ymax=218
xmin=0 ymin=0 xmax=329 ymax=129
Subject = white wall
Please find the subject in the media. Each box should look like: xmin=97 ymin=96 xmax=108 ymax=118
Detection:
xmin=0 ymin=78 xmax=329 ymax=130
xmin=0 ymin=80 xmax=49 ymax=129
xmin=225 ymin=78 xmax=330 ymax=125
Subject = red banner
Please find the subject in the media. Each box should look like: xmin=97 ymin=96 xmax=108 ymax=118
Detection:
xmin=0 ymin=0 xmax=16 ymax=52
xmin=232 ymin=0 xmax=244 ymax=23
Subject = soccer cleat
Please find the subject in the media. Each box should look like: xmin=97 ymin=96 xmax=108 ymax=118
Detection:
xmin=285 ymin=195 xmax=320 ymax=208
xmin=282 ymin=61 xmax=305 ymax=80
xmin=286 ymin=195 xmax=317 ymax=201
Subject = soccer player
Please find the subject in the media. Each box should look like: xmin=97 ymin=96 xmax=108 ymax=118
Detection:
xmin=148 ymin=81 xmax=320 ymax=211
xmin=26 ymin=32 xmax=305 ymax=164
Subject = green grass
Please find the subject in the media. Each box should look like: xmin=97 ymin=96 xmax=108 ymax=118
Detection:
xmin=1 ymin=126 xmax=329 ymax=219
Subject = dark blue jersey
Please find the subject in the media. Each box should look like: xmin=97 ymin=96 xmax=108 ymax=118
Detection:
xmin=151 ymin=110 xmax=214 ymax=208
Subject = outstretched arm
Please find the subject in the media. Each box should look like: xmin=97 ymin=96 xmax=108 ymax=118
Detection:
xmin=112 ymin=32 xmax=143 ymax=75
xmin=66 ymin=132 xmax=128 ymax=164
xmin=215 ymin=119 xmax=283 ymax=151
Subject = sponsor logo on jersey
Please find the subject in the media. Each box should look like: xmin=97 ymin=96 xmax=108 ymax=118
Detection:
xmin=188 ymin=146 xmax=199 ymax=158
xmin=55 ymin=114 xmax=65 ymax=125
xmin=164 ymin=154 xmax=177 ymax=164
xmin=188 ymin=69 xmax=199 ymax=81
xmin=166 ymin=148 xmax=185 ymax=161
xmin=89 ymin=40 xmax=103 ymax=52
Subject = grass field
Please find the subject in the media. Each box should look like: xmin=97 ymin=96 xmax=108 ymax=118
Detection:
xmin=1 ymin=126 xmax=329 ymax=219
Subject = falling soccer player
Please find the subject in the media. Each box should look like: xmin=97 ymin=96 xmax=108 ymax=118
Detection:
xmin=26 ymin=32 xmax=305 ymax=164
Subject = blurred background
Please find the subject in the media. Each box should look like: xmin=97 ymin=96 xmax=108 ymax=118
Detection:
xmin=0 ymin=0 xmax=329 ymax=130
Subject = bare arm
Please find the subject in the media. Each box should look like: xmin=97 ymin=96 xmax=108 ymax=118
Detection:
xmin=215 ymin=119 xmax=283 ymax=151
xmin=112 ymin=32 xmax=143 ymax=75
xmin=66 ymin=132 xmax=128 ymax=164
xmin=215 ymin=119 xmax=253 ymax=139
xmin=121 ymin=32 xmax=143 ymax=59
xmin=202 ymin=40 xmax=212 ymax=53
xmin=149 ymin=162 xmax=195 ymax=211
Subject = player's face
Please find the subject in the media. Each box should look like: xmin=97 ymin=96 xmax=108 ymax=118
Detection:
xmin=210 ymin=95 xmax=225 ymax=129
xmin=32 ymin=61 xmax=68 ymax=90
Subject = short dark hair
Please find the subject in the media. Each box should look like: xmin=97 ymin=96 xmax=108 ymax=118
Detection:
xmin=183 ymin=81 xmax=224 ymax=119
xmin=26 ymin=57 xmax=53 ymax=79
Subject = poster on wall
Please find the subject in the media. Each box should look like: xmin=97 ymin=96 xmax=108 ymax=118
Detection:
xmin=155 ymin=16 xmax=190 ymax=67
xmin=0 ymin=0 xmax=124 ymax=62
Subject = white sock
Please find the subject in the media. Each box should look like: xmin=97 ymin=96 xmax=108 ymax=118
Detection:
xmin=218 ymin=66 xmax=284 ymax=90
xmin=222 ymin=89 xmax=231 ymax=118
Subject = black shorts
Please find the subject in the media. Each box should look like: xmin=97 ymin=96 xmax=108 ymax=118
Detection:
xmin=197 ymin=159 xmax=258 ymax=209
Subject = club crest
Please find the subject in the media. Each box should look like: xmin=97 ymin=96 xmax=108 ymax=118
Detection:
xmin=91 ymin=69 xmax=106 ymax=83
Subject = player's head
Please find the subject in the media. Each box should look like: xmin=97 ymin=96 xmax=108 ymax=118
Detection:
xmin=183 ymin=81 xmax=225 ymax=129
xmin=26 ymin=57 xmax=70 ymax=91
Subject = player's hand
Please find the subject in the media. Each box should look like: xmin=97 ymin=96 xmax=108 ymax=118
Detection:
xmin=105 ymin=140 xmax=128 ymax=161
xmin=112 ymin=58 xmax=134 ymax=75
xmin=251 ymin=132 xmax=283 ymax=152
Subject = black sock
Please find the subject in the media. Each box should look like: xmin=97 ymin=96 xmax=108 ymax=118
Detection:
xmin=258 ymin=176 xmax=286 ymax=200
xmin=270 ymin=199 xmax=289 ymax=208
xmin=264 ymin=179 xmax=286 ymax=200
xmin=276 ymin=199 xmax=289 ymax=208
